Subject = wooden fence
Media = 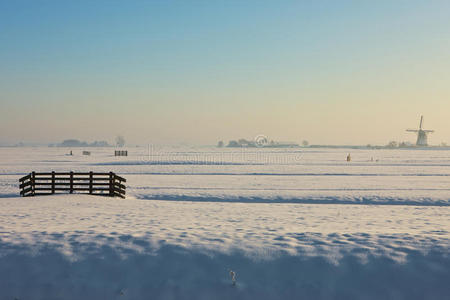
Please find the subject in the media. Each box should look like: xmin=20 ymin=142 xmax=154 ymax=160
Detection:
xmin=19 ymin=172 xmax=126 ymax=198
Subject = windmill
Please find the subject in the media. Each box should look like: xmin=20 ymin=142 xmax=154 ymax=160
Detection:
xmin=406 ymin=116 xmax=434 ymax=146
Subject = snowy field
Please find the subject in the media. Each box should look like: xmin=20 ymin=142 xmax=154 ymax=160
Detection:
xmin=0 ymin=146 xmax=449 ymax=299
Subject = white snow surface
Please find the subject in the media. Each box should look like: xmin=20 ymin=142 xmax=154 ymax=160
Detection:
xmin=1 ymin=146 xmax=450 ymax=205
xmin=0 ymin=147 xmax=449 ymax=299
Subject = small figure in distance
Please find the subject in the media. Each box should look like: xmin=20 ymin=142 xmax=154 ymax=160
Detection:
xmin=346 ymin=153 xmax=351 ymax=162
xmin=229 ymin=269 xmax=236 ymax=286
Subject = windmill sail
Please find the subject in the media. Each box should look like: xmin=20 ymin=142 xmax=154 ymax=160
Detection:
xmin=406 ymin=116 xmax=434 ymax=146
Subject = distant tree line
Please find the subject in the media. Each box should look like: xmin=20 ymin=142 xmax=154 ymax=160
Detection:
xmin=48 ymin=135 xmax=126 ymax=148
xmin=218 ymin=138 xmax=299 ymax=148
xmin=367 ymin=141 xmax=449 ymax=149
xmin=50 ymin=139 xmax=111 ymax=147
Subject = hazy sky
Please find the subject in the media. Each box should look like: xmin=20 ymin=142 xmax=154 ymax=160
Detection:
xmin=1 ymin=0 xmax=449 ymax=145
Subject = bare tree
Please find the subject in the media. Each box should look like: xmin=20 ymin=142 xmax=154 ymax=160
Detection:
xmin=387 ymin=141 xmax=398 ymax=148
xmin=116 ymin=135 xmax=126 ymax=147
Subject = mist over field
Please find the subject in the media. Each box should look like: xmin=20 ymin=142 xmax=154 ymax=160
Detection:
xmin=1 ymin=1 xmax=450 ymax=146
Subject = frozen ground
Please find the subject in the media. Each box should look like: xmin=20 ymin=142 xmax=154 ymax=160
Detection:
xmin=0 ymin=146 xmax=449 ymax=299
xmin=1 ymin=146 xmax=450 ymax=205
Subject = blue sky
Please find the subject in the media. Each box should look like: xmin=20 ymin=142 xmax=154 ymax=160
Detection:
xmin=1 ymin=0 xmax=449 ymax=145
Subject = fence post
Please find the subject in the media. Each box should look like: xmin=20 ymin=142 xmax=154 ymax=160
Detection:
xmin=70 ymin=171 xmax=73 ymax=194
xmin=117 ymin=177 xmax=121 ymax=197
xmin=89 ymin=171 xmax=93 ymax=194
xmin=31 ymin=171 xmax=35 ymax=196
xmin=109 ymin=172 xmax=114 ymax=197
xmin=52 ymin=171 xmax=55 ymax=194
xmin=20 ymin=177 xmax=23 ymax=196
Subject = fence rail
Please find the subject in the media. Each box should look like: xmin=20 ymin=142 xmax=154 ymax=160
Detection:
xmin=19 ymin=172 xmax=126 ymax=198
xmin=115 ymin=150 xmax=128 ymax=156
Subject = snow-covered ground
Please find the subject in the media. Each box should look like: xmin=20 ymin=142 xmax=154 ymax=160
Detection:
xmin=1 ymin=146 xmax=450 ymax=205
xmin=0 ymin=147 xmax=449 ymax=299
